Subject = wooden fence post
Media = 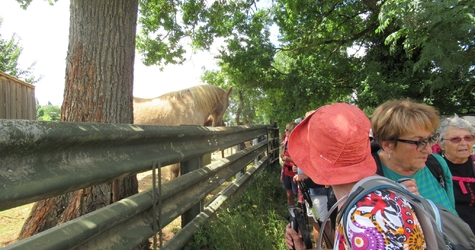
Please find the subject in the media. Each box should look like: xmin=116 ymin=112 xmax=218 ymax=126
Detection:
xmin=180 ymin=157 xmax=203 ymax=227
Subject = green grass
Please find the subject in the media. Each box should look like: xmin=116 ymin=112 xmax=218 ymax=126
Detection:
xmin=184 ymin=165 xmax=289 ymax=250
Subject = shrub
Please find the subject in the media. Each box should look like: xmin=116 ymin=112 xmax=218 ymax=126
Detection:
xmin=185 ymin=166 xmax=289 ymax=249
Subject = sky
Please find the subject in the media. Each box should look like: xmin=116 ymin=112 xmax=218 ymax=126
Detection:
xmin=0 ymin=0 xmax=221 ymax=106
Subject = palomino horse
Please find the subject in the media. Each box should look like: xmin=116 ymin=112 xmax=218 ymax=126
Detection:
xmin=134 ymin=84 xmax=232 ymax=127
xmin=133 ymin=84 xmax=232 ymax=180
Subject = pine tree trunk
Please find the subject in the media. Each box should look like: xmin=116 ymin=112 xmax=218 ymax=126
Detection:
xmin=19 ymin=0 xmax=140 ymax=243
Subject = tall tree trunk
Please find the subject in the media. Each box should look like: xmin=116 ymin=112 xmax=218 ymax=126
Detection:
xmin=19 ymin=0 xmax=139 ymax=241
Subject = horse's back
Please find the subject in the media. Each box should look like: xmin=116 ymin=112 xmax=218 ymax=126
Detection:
xmin=133 ymin=85 xmax=231 ymax=126
xmin=133 ymin=95 xmax=204 ymax=125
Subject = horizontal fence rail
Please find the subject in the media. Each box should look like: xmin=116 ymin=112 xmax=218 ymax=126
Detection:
xmin=0 ymin=120 xmax=270 ymax=210
xmin=0 ymin=119 xmax=280 ymax=249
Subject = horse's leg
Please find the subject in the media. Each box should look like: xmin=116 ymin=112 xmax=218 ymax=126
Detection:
xmin=161 ymin=163 xmax=180 ymax=181
xmin=169 ymin=163 xmax=180 ymax=179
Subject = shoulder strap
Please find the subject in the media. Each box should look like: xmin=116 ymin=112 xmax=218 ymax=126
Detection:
xmin=426 ymin=154 xmax=445 ymax=189
xmin=372 ymin=153 xmax=384 ymax=176
xmin=317 ymin=193 xmax=348 ymax=249
xmin=472 ymin=155 xmax=475 ymax=174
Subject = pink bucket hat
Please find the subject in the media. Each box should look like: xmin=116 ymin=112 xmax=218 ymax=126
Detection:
xmin=288 ymin=103 xmax=376 ymax=185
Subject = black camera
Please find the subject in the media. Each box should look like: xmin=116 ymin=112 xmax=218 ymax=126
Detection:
xmin=288 ymin=205 xmax=313 ymax=249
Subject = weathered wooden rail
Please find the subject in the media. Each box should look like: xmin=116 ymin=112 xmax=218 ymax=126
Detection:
xmin=0 ymin=71 xmax=36 ymax=120
xmin=0 ymin=120 xmax=280 ymax=249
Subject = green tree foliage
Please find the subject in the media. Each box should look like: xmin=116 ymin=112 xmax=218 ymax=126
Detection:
xmin=136 ymin=0 xmax=267 ymax=67
xmin=15 ymin=0 xmax=474 ymax=123
xmin=0 ymin=17 xmax=40 ymax=83
xmin=376 ymin=0 xmax=475 ymax=114
xmin=36 ymin=104 xmax=60 ymax=121
xmin=271 ymin=0 xmax=474 ymax=116
xmin=205 ymin=0 xmax=474 ymax=123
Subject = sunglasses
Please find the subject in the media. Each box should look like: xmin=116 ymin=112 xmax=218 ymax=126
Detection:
xmin=442 ymin=135 xmax=475 ymax=144
xmin=396 ymin=133 xmax=439 ymax=151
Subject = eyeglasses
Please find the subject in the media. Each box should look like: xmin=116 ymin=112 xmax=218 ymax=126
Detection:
xmin=442 ymin=135 xmax=475 ymax=144
xmin=396 ymin=134 xmax=439 ymax=151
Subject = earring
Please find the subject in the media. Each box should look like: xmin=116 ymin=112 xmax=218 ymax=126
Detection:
xmin=388 ymin=153 xmax=391 ymax=160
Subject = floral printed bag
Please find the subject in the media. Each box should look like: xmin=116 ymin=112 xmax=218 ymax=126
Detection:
xmin=318 ymin=176 xmax=475 ymax=250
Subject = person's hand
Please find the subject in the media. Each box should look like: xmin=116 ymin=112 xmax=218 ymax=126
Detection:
xmin=293 ymin=174 xmax=308 ymax=182
xmin=398 ymin=178 xmax=420 ymax=196
xmin=285 ymin=223 xmax=306 ymax=250
xmin=282 ymin=156 xmax=292 ymax=162
xmin=286 ymin=223 xmax=320 ymax=250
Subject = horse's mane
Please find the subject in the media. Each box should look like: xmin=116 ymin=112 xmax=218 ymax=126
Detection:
xmin=161 ymin=85 xmax=225 ymax=113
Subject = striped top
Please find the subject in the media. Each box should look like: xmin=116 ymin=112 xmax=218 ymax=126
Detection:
xmin=381 ymin=154 xmax=457 ymax=214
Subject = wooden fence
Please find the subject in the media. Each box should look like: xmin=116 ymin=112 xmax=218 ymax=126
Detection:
xmin=0 ymin=120 xmax=280 ymax=249
xmin=0 ymin=71 xmax=36 ymax=120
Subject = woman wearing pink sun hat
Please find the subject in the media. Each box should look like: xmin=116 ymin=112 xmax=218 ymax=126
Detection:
xmin=284 ymin=103 xmax=426 ymax=250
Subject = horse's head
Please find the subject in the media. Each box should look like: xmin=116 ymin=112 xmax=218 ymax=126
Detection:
xmin=211 ymin=87 xmax=232 ymax=127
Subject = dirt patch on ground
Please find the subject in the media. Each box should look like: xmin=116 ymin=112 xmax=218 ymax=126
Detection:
xmin=137 ymin=165 xmax=175 ymax=192
xmin=0 ymin=203 xmax=33 ymax=247
xmin=137 ymin=165 xmax=180 ymax=247
xmin=0 ymin=165 xmax=179 ymax=247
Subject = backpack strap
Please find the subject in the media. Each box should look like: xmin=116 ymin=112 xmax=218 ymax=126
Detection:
xmin=299 ymin=181 xmax=333 ymax=248
xmin=472 ymin=154 xmax=475 ymax=173
xmin=372 ymin=153 xmax=384 ymax=176
xmin=426 ymin=154 xmax=446 ymax=189
xmin=317 ymin=193 xmax=349 ymax=249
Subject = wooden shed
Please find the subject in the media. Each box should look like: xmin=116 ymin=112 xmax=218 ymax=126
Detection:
xmin=0 ymin=70 xmax=36 ymax=120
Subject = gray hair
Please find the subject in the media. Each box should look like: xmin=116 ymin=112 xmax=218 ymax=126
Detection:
xmin=437 ymin=114 xmax=475 ymax=147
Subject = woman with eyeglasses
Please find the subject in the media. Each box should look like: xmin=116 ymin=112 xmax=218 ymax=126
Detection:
xmin=371 ymin=99 xmax=457 ymax=214
xmin=437 ymin=115 xmax=475 ymax=233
